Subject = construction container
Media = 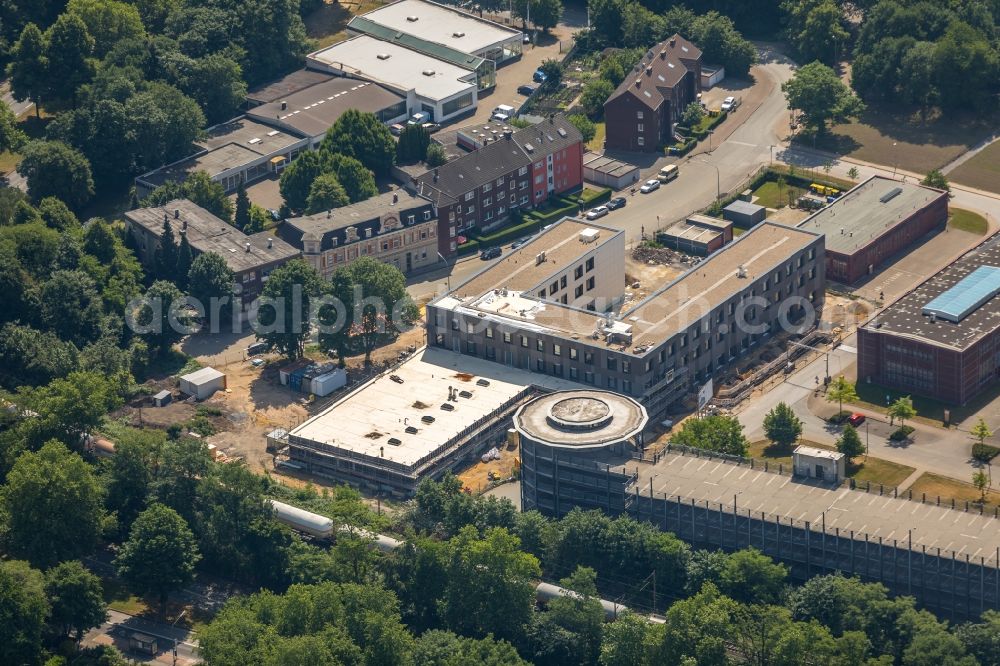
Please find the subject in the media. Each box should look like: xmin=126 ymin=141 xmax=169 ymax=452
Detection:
xmin=310 ymin=368 xmax=347 ymax=397
xmin=178 ymin=367 xmax=226 ymax=400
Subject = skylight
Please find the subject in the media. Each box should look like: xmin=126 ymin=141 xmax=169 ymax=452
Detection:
xmin=922 ymin=265 xmax=1000 ymax=322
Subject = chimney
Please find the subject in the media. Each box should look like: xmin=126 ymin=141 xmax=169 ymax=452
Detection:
xmin=174 ymin=208 xmax=180 ymax=219
xmin=669 ymin=37 xmax=676 ymax=46
xmin=182 ymin=219 xmax=187 ymax=231
xmin=163 ymin=212 xmax=168 ymax=223
xmin=380 ymin=446 xmax=384 ymax=457
xmin=392 ymin=192 xmax=398 ymax=204
xmin=267 ymin=237 xmax=273 ymax=248
xmin=660 ymin=49 xmax=666 ymax=59
xmin=327 ymin=210 xmax=332 ymax=218
xmin=549 ymin=113 xmax=554 ymax=124
xmin=244 ymin=242 xmax=251 ymax=252
xmin=433 ymin=168 xmax=440 ymax=182
xmin=645 ymin=66 xmax=652 ymax=76
xmin=280 ymin=101 xmax=287 ymax=111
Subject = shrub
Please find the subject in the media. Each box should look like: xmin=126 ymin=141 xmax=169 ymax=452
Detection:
xmin=972 ymin=443 xmax=1000 ymax=463
xmin=889 ymin=425 xmax=915 ymax=441
xmin=827 ymin=411 xmax=851 ymax=424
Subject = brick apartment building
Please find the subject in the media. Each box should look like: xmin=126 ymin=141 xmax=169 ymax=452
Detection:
xmin=858 ymin=239 xmax=1000 ymax=405
xmin=413 ymin=114 xmax=584 ymax=256
xmin=278 ymin=189 xmax=439 ymax=278
xmin=125 ymin=200 xmax=300 ymax=316
xmin=604 ymin=34 xmax=702 ymax=153
xmin=796 ymin=176 xmax=949 ymax=284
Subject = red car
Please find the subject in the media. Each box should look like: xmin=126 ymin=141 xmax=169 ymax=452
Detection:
xmin=848 ymin=413 xmax=866 ymax=427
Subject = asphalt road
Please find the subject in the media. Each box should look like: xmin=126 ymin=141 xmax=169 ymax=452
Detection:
xmin=84 ymin=610 xmax=199 ymax=665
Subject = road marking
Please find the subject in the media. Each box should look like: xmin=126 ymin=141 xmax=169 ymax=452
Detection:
xmin=727 ymin=140 xmax=757 ymax=148
xmin=960 ymin=533 xmax=979 ymax=539
xmin=738 ymin=469 xmax=750 ymax=479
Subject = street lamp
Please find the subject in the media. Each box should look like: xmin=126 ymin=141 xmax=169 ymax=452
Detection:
xmin=733 ymin=490 xmax=743 ymax=510
xmin=171 ymin=610 xmax=187 ymax=666
xmin=707 ymin=129 xmax=715 ymax=153
xmin=892 ymin=142 xmax=898 ymax=178
xmin=696 ymin=157 xmax=721 ymax=202
xmin=769 ymin=145 xmax=775 ymax=165
xmin=436 ymin=251 xmax=452 ymax=292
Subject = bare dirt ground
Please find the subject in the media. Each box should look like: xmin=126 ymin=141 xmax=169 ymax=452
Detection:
xmin=622 ymin=253 xmax=684 ymax=310
xmin=457 ymin=436 xmax=520 ymax=494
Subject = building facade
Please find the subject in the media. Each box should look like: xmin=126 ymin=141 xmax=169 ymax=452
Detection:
xmin=279 ymin=189 xmax=439 ymax=278
xmin=125 ymin=200 xmax=300 ymax=315
xmin=414 ymin=114 xmax=584 ymax=256
xmin=604 ymin=34 xmax=702 ymax=153
xmin=427 ymin=219 xmax=825 ymax=421
xmin=857 ymin=240 xmax=1000 ymax=405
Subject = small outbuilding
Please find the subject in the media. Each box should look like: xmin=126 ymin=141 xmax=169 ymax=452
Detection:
xmin=179 ymin=367 xmax=227 ymax=400
xmin=700 ymin=65 xmax=725 ymax=89
xmin=793 ymin=445 xmax=846 ymax=483
xmin=583 ymin=152 xmax=641 ymax=189
xmin=153 ymin=390 xmax=172 ymax=407
xmin=266 ymin=428 xmax=289 ymax=452
xmin=723 ymin=200 xmax=767 ymax=228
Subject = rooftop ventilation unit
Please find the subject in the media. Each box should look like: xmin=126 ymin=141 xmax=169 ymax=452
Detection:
xmin=405 ymin=426 xmax=418 ymax=434
xmin=387 ymin=437 xmax=402 ymax=446
xmin=406 ymin=15 xmax=419 ymax=21
xmin=248 ymin=137 xmax=261 ymax=144
xmin=557 ymin=127 xmax=567 ymax=137
xmin=476 ymin=378 xmax=490 ymax=386
xmin=737 ymin=265 xmax=747 ymax=278
xmin=440 ymin=403 xmax=455 ymax=411
xmin=458 ymin=390 xmax=472 ymax=399
xmin=421 ymin=415 xmax=435 ymax=424
xmin=422 ymin=69 xmax=436 ymax=76
xmin=535 ymin=251 xmax=546 ymax=265
xmin=579 ymin=228 xmax=600 ymax=243
xmin=880 ymin=187 xmax=903 ymax=203
xmin=524 ymin=142 xmax=535 ymax=152
xmin=376 ymin=53 xmax=390 ymax=60
xmin=452 ymin=31 xmax=465 ymax=37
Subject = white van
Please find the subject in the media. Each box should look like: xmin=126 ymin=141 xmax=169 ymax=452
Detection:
xmin=492 ymin=104 xmax=516 ymax=121
xmin=658 ymin=164 xmax=679 ymax=182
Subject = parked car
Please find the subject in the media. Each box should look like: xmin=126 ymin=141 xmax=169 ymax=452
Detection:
xmin=492 ymin=104 xmax=516 ymax=121
xmin=848 ymin=413 xmax=866 ymax=427
xmin=639 ymin=179 xmax=661 ymax=193
xmin=517 ymin=84 xmax=537 ymax=96
xmin=657 ymin=164 xmax=679 ymax=182
xmin=510 ymin=236 xmax=532 ymax=249
xmin=721 ymin=96 xmax=738 ymax=112
xmin=585 ymin=205 xmax=609 ymax=220
xmin=421 ymin=122 xmax=441 ymax=133
xmin=389 ymin=123 xmax=406 ymax=136
xmin=480 ymin=246 xmax=502 ymax=260
xmin=407 ymin=111 xmax=431 ymax=125
xmin=606 ymin=196 xmax=627 ymax=210
xmin=532 ymin=69 xmax=548 ymax=83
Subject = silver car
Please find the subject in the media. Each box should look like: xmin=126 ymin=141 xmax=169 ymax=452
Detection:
xmin=585 ymin=206 xmax=609 ymax=220
xmin=639 ymin=179 xmax=661 ymax=193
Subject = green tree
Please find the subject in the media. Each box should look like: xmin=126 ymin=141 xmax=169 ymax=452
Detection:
xmin=971 ymin=417 xmax=993 ymax=447
xmin=513 ymin=0 xmax=562 ymax=32
xmin=921 ymin=169 xmax=949 ymax=192
xmin=580 ymin=78 xmax=614 ymax=119
xmin=426 ymin=143 xmax=448 ymax=168
xmin=933 ymin=22 xmax=999 ymax=112
xmin=256 ymin=259 xmax=323 ymax=360
xmin=331 ymin=256 xmax=419 ymax=366
xmin=115 ymin=503 xmax=200 ymax=619
xmin=887 ymin=396 xmax=916 ymax=430
xmin=587 ymin=0 xmax=624 ymax=46
xmin=66 ymin=0 xmax=145 ymax=58
xmin=567 ymin=114 xmax=596 ymax=143
xmin=16 ymin=140 xmax=95 ymax=211
xmin=279 ymin=149 xmax=327 ymax=211
xmin=45 ymin=560 xmax=107 ymax=641
xmin=154 ymin=218 xmax=178 ymax=281
xmin=670 ymin=415 xmax=749 ymax=456
xmin=413 ymin=630 xmax=528 ymax=665
xmin=782 ymin=61 xmax=864 ymax=135
xmin=547 ymin=566 xmax=605 ymax=665
xmin=39 ymin=269 xmax=104 ymax=346
xmin=176 ymin=231 xmax=193 ymax=290
xmin=183 ymin=54 xmax=247 ymax=124
xmin=37 ymin=196 xmax=78 ymax=230
xmin=0 ymin=323 xmax=79 ymax=389
xmin=847 ymin=166 xmax=860 ymax=181
xmin=443 ymin=526 xmax=541 ymax=643
xmin=179 ymin=170 xmax=230 ymax=222
xmin=655 ymin=582 xmax=736 ymax=666
xmin=719 ymin=548 xmax=787 ymax=605
xmin=320 ymin=109 xmax=396 ymax=176
xmin=1 ymin=441 xmax=104 ymax=568
xmin=305 ymin=172 xmax=350 ymax=214
xmin=0 ymin=100 xmax=26 ymax=154
xmin=133 ymin=280 xmax=187 ymax=354
xmin=396 ymin=124 xmax=431 ymax=164
xmin=783 ymin=0 xmax=849 ymax=65
xmin=20 ymin=371 xmax=120 ymax=447
xmin=105 ymin=427 xmax=165 ymax=534
xmin=825 ymin=375 xmax=858 ymax=417
xmin=762 ymin=402 xmax=802 ymax=449
xmin=788 ymin=573 xmax=889 ymax=636
xmin=836 ymin=424 xmax=865 ymax=461
xmin=234 ymin=177 xmax=251 ymax=231
xmin=188 ymin=252 xmax=235 ymax=328
xmin=539 ymin=59 xmax=564 ymax=86
xmin=973 ymin=470 xmax=990 ymax=502
xmin=0 ymin=560 xmax=49 ymax=665
xmin=44 ymin=13 xmax=95 ymax=107
xmin=955 ymin=610 xmax=1000 ymax=666
xmin=599 ymin=610 xmax=653 ymax=666
xmin=328 ymin=153 xmax=378 ymax=202
xmin=6 ymin=23 xmax=48 ymax=118
xmin=689 ymin=12 xmax=757 ymax=77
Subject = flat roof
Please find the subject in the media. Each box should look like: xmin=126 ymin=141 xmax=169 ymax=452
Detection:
xmin=922 ymin=265 xmax=1000 ymax=323
xmin=247 ymin=79 xmax=404 ymax=138
xmin=247 ymin=69 xmax=336 ymax=104
xmin=181 ymin=367 xmax=225 ymax=384
xmin=348 ymin=15 xmax=487 ymax=71
xmin=793 ymin=445 xmax=844 ymax=461
xmin=724 ymin=199 xmax=765 ymax=216
xmin=358 ymin=0 xmax=520 ymax=54
xmin=289 ymin=346 xmax=578 ymax=470
xmin=125 ymin=200 xmax=300 ymax=273
xmin=659 ymin=219 xmax=724 ymax=245
xmin=638 ymin=451 xmax=1000 ymax=565
xmin=449 ymin=218 xmax=623 ymax=299
xmin=139 ymin=118 xmax=306 ymax=187
xmin=796 ymin=175 xmax=947 ymax=255
xmin=308 ymin=35 xmax=477 ymax=101
xmin=583 ymin=152 xmax=640 ymax=177
xmin=864 ymin=239 xmax=1000 ymax=351
xmin=513 ymin=390 xmax=648 ymax=449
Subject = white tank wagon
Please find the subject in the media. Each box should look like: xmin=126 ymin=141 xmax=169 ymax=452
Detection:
xmin=267 ymin=499 xmax=636 ymax=622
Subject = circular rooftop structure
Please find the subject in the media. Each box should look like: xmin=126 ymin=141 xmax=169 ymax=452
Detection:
xmin=514 ymin=390 xmax=648 ymax=449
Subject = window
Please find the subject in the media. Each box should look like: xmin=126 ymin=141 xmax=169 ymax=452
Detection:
xmin=574 ymin=265 xmax=583 ymax=279
xmin=569 ymin=367 xmax=578 ymax=379
xmin=637 ymin=111 xmax=644 ymax=120
xmin=451 ymin=319 xmax=459 ymax=330
xmin=586 ymin=276 xmax=595 ymax=291
xmin=407 ymin=214 xmax=415 ymax=224
xmin=486 ymin=346 xmax=496 ymax=360
xmin=606 ymin=377 xmax=616 ymax=389
xmin=584 ymin=371 xmax=594 ymax=384
xmin=536 ymin=339 xmax=544 ymax=352
xmin=569 ymin=348 xmax=578 ymax=360
xmin=483 ymin=197 xmax=491 ymax=207
xmin=637 ymin=137 xmax=644 ymax=146
xmin=503 ymin=331 xmax=512 ymax=343
xmin=553 ymin=363 xmax=563 ymax=376
xmin=584 ymin=352 xmax=593 ymax=365
xmin=466 ymin=341 xmax=476 ymax=354
xmin=622 ymin=361 xmax=630 ymax=374
xmin=536 ymin=359 xmax=545 ymax=372
xmin=466 ymin=322 xmax=474 ymax=334
xmin=424 ymin=210 xmax=432 ymax=220
xmin=560 ymin=276 xmax=567 ymax=289
xmin=575 ymin=285 xmax=584 ymax=298
xmin=607 ymin=357 xmax=617 ymax=371
xmin=586 ymin=257 xmax=594 ymax=271
xmin=520 ymin=335 xmax=528 ymax=348
xmin=637 ymin=123 xmax=644 ymax=132
xmin=496 ymin=177 xmax=504 ymax=187
xmin=465 ymin=192 xmax=475 ymax=201
xmin=486 ymin=328 xmax=494 ymax=339
xmin=553 ymin=344 xmax=561 ymax=356
xmin=623 ymin=379 xmax=632 ymax=393
xmin=467 ymin=205 xmax=474 ymax=214
xmin=549 ymin=281 xmax=558 ymax=295
xmin=518 ymin=166 xmax=528 ymax=176
xmin=483 ymin=183 xmax=492 ymax=193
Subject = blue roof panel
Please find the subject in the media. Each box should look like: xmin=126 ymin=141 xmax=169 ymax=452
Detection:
xmin=922 ymin=265 xmax=1000 ymax=322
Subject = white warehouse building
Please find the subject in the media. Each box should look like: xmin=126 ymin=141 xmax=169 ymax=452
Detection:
xmin=307 ymin=35 xmax=478 ymax=123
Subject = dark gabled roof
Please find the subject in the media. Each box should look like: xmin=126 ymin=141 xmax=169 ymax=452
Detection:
xmin=414 ymin=113 xmax=583 ymax=202
xmin=606 ymin=34 xmax=702 ymax=110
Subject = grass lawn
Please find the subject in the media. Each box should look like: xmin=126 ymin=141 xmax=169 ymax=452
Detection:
xmin=948 ymin=139 xmax=1000 ymax=195
xmin=103 ymin=579 xmax=149 ymax=616
xmin=103 ymin=578 xmax=214 ymax=632
xmin=816 ymin=105 xmax=997 ymax=174
xmin=749 ymin=439 xmax=914 ymax=487
xmin=304 ymin=0 xmax=386 ymax=49
xmin=853 ymin=379 xmax=1000 ymax=426
xmin=908 ymin=472 xmax=1000 ymax=510
xmin=0 ymin=150 xmax=19 ymax=176
xmin=948 ymin=208 xmax=989 ymax=235
xmin=587 ymin=121 xmax=605 ymax=152
xmin=751 ymin=181 xmax=805 ymax=209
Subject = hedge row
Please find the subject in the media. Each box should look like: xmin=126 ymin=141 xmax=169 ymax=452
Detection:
xmin=669 ymin=138 xmax=698 ymax=156
xmin=457 ymin=239 xmax=480 ymax=256
xmin=973 ymin=443 xmax=1000 ymax=462
xmin=580 ymin=186 xmax=612 ymax=206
